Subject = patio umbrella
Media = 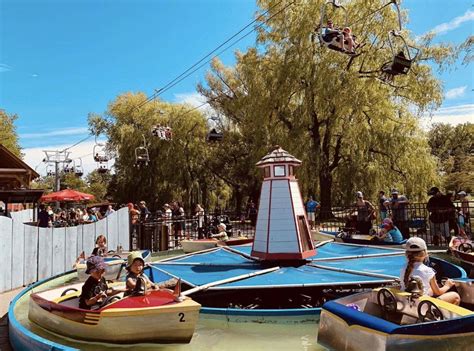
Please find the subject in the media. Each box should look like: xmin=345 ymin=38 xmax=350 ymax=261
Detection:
xmin=40 ymin=189 xmax=95 ymax=202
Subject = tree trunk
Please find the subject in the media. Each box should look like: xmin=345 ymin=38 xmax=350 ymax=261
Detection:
xmin=319 ymin=170 xmax=333 ymax=220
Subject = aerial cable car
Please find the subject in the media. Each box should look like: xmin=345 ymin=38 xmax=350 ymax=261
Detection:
xmin=318 ymin=0 xmax=358 ymax=56
xmin=93 ymin=138 xmax=109 ymax=163
xmin=206 ymin=116 xmax=224 ymax=143
xmin=134 ymin=134 xmax=150 ymax=167
xmin=46 ymin=165 xmax=55 ymax=177
xmin=379 ymin=30 xmax=420 ymax=82
xmin=74 ymin=159 xmax=84 ymax=177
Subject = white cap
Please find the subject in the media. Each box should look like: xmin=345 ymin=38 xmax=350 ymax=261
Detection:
xmin=356 ymin=191 xmax=363 ymax=198
xmin=218 ymin=223 xmax=226 ymax=230
xmin=404 ymin=237 xmax=427 ymax=252
xmin=458 ymin=191 xmax=467 ymax=196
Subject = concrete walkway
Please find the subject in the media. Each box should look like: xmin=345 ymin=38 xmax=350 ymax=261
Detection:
xmin=0 ymin=288 xmax=24 ymax=351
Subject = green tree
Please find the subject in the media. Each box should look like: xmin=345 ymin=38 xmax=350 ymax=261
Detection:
xmin=198 ymin=0 xmax=449 ymax=210
xmin=0 ymin=109 xmax=21 ymax=157
xmin=428 ymin=123 xmax=474 ymax=193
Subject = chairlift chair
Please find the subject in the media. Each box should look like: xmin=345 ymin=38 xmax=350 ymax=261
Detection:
xmin=97 ymin=163 xmax=109 ymax=174
xmin=93 ymin=144 xmax=109 ymax=163
xmin=74 ymin=159 xmax=84 ymax=177
xmin=380 ymin=30 xmax=420 ymax=81
xmin=206 ymin=128 xmax=224 ymax=143
xmin=318 ymin=0 xmax=357 ymax=55
xmin=135 ymin=146 xmax=150 ymax=166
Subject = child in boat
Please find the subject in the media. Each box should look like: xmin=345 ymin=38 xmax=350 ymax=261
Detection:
xmin=79 ymin=256 xmax=122 ymax=309
xmin=91 ymin=234 xmax=108 ymax=256
xmin=73 ymin=235 xmax=108 ymax=268
xmin=210 ymin=223 xmax=229 ymax=241
xmin=124 ymin=251 xmax=174 ymax=297
xmin=400 ymin=237 xmax=460 ymax=305
xmin=375 ymin=218 xmax=403 ymax=243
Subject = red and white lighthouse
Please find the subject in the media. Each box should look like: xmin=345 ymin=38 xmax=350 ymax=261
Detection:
xmin=251 ymin=146 xmax=315 ymax=260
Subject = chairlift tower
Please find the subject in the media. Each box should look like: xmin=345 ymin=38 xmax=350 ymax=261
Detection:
xmin=42 ymin=150 xmax=72 ymax=192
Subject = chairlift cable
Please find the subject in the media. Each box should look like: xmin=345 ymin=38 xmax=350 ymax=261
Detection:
xmin=61 ymin=135 xmax=93 ymax=153
xmin=136 ymin=0 xmax=295 ymax=109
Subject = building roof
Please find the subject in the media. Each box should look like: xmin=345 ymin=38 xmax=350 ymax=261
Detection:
xmin=0 ymin=189 xmax=45 ymax=204
xmin=0 ymin=144 xmax=40 ymax=189
xmin=256 ymin=146 xmax=302 ymax=167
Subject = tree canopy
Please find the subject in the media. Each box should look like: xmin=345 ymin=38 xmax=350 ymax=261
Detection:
xmin=0 ymin=109 xmax=21 ymax=157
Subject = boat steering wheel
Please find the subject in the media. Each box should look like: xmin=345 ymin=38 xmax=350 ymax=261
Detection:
xmin=459 ymin=243 xmax=473 ymax=253
xmin=417 ymin=300 xmax=444 ymax=322
xmin=99 ymin=295 xmax=122 ymax=308
xmin=377 ymin=288 xmax=397 ymax=313
xmin=112 ymin=254 xmax=123 ymax=259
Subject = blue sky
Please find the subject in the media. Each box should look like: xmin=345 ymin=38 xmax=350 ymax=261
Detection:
xmin=0 ymin=0 xmax=472 ymax=174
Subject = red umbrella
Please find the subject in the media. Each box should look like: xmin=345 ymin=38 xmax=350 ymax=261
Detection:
xmin=40 ymin=189 xmax=95 ymax=202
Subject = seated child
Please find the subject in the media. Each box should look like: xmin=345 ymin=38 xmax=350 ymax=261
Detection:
xmin=375 ymin=218 xmax=403 ymax=243
xmin=91 ymin=234 xmax=108 ymax=257
xmin=400 ymin=237 xmax=460 ymax=305
xmin=73 ymin=234 xmax=108 ymax=268
xmin=79 ymin=256 xmax=122 ymax=309
xmin=124 ymin=252 xmax=174 ymax=297
xmin=210 ymin=223 xmax=229 ymax=241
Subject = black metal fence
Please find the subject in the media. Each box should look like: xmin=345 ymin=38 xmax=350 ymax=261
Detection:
xmin=130 ymin=202 xmax=472 ymax=250
xmin=131 ymin=212 xmax=256 ymax=251
xmin=317 ymin=202 xmax=472 ymax=246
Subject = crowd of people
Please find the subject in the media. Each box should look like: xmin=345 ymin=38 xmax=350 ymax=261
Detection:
xmin=306 ymin=186 xmax=471 ymax=245
xmin=37 ymin=204 xmax=116 ymax=228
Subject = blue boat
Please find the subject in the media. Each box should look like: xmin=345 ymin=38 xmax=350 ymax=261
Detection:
xmin=318 ymin=280 xmax=474 ymax=350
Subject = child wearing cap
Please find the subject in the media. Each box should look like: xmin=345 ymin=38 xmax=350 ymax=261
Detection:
xmin=400 ymin=237 xmax=460 ymax=305
xmin=376 ymin=218 xmax=403 ymax=243
xmin=124 ymin=251 xmax=172 ymax=297
xmin=79 ymin=256 xmax=122 ymax=309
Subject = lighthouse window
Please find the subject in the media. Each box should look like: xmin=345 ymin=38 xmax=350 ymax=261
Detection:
xmin=264 ymin=166 xmax=270 ymax=178
xmin=274 ymin=165 xmax=286 ymax=177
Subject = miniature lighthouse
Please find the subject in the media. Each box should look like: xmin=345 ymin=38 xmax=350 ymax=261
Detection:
xmin=251 ymin=146 xmax=315 ymax=260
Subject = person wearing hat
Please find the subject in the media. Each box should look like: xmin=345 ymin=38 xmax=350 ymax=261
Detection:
xmin=124 ymin=251 xmax=159 ymax=296
xmin=375 ymin=218 xmax=403 ymax=243
xmin=427 ymin=187 xmax=456 ymax=245
xmin=210 ymin=223 xmax=229 ymax=241
xmin=400 ymin=237 xmax=460 ymax=305
xmin=389 ymin=189 xmax=410 ymax=240
xmin=79 ymin=256 xmax=122 ymax=309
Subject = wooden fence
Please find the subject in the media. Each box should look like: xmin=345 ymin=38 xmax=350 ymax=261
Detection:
xmin=0 ymin=207 xmax=130 ymax=293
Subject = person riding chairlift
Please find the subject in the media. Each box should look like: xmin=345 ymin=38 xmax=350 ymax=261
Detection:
xmin=321 ymin=20 xmax=357 ymax=55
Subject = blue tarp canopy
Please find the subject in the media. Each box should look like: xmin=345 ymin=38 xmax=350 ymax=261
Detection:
xmin=150 ymin=242 xmax=410 ymax=290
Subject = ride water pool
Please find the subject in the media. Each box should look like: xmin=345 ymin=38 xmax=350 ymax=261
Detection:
xmin=9 ymin=242 xmax=466 ymax=350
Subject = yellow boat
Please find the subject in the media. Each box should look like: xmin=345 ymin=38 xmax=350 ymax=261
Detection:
xmin=28 ymin=282 xmax=201 ymax=344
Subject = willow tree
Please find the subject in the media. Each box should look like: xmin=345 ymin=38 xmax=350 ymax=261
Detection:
xmin=198 ymin=0 xmax=451 ymax=210
xmin=88 ymin=93 xmax=211 ymax=210
xmin=0 ymin=109 xmax=21 ymax=157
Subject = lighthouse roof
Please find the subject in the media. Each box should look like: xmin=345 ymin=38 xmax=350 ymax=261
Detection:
xmin=256 ymin=146 xmax=302 ymax=167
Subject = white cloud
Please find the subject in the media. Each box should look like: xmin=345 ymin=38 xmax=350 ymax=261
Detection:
xmin=23 ymin=140 xmax=112 ymax=178
xmin=20 ymin=127 xmax=89 ymax=139
xmin=429 ymin=9 xmax=474 ymax=36
xmin=0 ymin=63 xmax=12 ymax=72
xmin=174 ymin=92 xmax=207 ymax=108
xmin=421 ymin=103 xmax=474 ymax=128
xmin=445 ymin=86 xmax=467 ymax=99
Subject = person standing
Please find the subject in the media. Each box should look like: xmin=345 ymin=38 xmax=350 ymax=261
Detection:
xmin=389 ymin=189 xmax=410 ymax=240
xmin=305 ymin=196 xmax=321 ymax=230
xmin=427 ymin=187 xmax=455 ymax=245
xmin=138 ymin=201 xmax=150 ymax=222
xmin=38 ymin=204 xmax=50 ymax=228
xmin=354 ymin=191 xmax=375 ymax=235
xmin=194 ymin=204 xmax=205 ymax=239
xmin=378 ymin=191 xmax=389 ymax=220
xmin=105 ymin=204 xmax=115 ymax=217
xmin=458 ymin=191 xmax=471 ymax=235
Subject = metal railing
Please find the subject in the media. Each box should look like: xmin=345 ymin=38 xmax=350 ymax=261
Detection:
xmin=131 ymin=213 xmax=256 ymax=251
xmin=317 ymin=202 xmax=472 ymax=246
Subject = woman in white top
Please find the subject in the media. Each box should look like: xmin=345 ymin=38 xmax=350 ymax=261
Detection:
xmin=400 ymin=237 xmax=460 ymax=305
